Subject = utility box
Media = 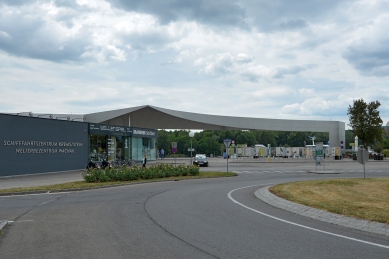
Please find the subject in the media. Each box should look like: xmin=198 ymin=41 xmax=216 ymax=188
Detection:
xmin=332 ymin=147 xmax=340 ymax=160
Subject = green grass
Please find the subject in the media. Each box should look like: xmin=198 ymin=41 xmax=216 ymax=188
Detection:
xmin=0 ymin=172 xmax=236 ymax=195
xmin=269 ymin=178 xmax=389 ymax=224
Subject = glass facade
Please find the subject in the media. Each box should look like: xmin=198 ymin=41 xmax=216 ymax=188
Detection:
xmin=88 ymin=124 xmax=157 ymax=162
xmin=89 ymin=134 xmax=107 ymax=162
xmin=131 ymin=137 xmax=156 ymax=161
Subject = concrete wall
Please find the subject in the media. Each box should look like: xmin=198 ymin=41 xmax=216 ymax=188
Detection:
xmin=0 ymin=114 xmax=88 ymax=177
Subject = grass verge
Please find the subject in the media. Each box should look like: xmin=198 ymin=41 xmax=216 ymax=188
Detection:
xmin=269 ymin=178 xmax=389 ymax=224
xmin=0 ymin=172 xmax=236 ymax=195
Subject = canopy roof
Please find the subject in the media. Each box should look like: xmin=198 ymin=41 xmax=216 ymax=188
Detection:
xmin=84 ymin=105 xmax=345 ymax=146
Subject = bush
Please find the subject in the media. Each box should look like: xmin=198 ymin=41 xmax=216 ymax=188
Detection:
xmin=82 ymin=163 xmax=199 ymax=182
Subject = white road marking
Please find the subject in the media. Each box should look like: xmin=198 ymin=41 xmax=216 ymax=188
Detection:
xmin=8 ymin=220 xmax=34 ymax=223
xmin=227 ymin=185 xmax=389 ymax=249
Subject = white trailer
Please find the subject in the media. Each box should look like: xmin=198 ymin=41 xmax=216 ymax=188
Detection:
xmin=276 ymin=147 xmax=286 ymax=157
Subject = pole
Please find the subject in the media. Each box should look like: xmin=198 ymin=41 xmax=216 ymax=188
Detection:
xmin=363 ymin=148 xmax=366 ymax=179
xmin=190 ymin=140 xmax=192 ymax=165
xmin=189 ymin=131 xmax=195 ymax=166
xmin=227 ymin=146 xmax=229 ymax=173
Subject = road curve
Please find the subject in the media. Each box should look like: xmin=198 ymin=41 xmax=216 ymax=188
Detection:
xmin=1 ymin=171 xmax=389 ymax=258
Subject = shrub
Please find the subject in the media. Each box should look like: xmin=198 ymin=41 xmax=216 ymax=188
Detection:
xmin=189 ymin=165 xmax=200 ymax=176
xmin=82 ymin=163 xmax=200 ymax=182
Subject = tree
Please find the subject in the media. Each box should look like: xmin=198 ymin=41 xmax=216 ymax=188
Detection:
xmin=236 ymin=131 xmax=256 ymax=147
xmin=156 ymin=130 xmax=170 ymax=151
xmin=347 ymin=99 xmax=383 ymax=149
xmin=345 ymin=130 xmax=354 ymax=149
xmin=382 ymin=124 xmax=389 ymax=149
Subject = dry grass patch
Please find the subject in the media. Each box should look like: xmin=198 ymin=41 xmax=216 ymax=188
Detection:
xmin=269 ymin=178 xmax=389 ymax=224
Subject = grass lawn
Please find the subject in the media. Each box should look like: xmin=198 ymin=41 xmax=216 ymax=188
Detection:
xmin=0 ymin=171 xmax=236 ymax=195
xmin=269 ymin=178 xmax=389 ymax=224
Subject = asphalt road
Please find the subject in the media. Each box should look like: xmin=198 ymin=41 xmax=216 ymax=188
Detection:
xmin=1 ymin=159 xmax=389 ymax=258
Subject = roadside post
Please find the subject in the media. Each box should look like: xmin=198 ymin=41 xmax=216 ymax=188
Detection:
xmin=189 ymin=131 xmax=195 ymax=165
xmin=315 ymin=142 xmax=325 ymax=172
xmin=172 ymin=142 xmax=177 ymax=167
xmin=354 ymin=136 xmax=359 ymax=161
xmin=267 ymin=144 xmax=271 ymax=162
xmin=224 ymin=139 xmax=232 ymax=173
xmin=357 ymin=148 xmax=368 ymax=179
xmin=232 ymin=140 xmax=235 ymax=162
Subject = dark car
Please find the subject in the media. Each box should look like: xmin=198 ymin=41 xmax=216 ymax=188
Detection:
xmin=193 ymin=154 xmax=208 ymax=167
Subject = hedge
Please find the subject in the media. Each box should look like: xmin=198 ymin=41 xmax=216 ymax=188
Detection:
xmin=82 ymin=164 xmax=200 ymax=183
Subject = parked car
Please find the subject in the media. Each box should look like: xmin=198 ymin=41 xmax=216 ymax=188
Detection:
xmin=193 ymin=154 xmax=209 ymax=167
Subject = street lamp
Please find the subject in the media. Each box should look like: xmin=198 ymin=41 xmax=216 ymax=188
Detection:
xmin=355 ymin=136 xmax=359 ymax=152
xmin=189 ymin=131 xmax=194 ymax=165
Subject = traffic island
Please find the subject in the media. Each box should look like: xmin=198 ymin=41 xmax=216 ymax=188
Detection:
xmin=255 ymin=186 xmax=389 ymax=237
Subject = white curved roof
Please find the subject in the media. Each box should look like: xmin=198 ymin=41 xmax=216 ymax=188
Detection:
xmin=84 ymin=105 xmax=345 ymax=146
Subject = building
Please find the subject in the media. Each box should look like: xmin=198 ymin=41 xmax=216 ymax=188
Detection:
xmin=0 ymin=105 xmax=345 ymax=177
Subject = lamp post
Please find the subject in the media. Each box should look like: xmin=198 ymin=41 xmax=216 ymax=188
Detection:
xmin=189 ymin=131 xmax=194 ymax=165
xmin=223 ymin=139 xmax=232 ymax=172
xmin=355 ymin=136 xmax=359 ymax=152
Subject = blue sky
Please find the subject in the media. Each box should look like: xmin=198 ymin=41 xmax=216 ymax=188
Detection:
xmin=0 ymin=0 xmax=388 ymax=128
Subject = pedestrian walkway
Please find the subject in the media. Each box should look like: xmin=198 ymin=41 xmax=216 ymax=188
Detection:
xmin=233 ymin=170 xmax=306 ymax=174
xmin=0 ymin=170 xmax=84 ymax=190
xmin=233 ymin=169 xmax=389 ymax=174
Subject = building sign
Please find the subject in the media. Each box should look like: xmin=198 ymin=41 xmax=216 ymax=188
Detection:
xmin=89 ymin=123 xmax=132 ymax=136
xmin=132 ymin=128 xmax=157 ymax=137
xmin=3 ymin=140 xmax=84 ymax=154
xmin=0 ymin=113 xmax=88 ymax=177
xmin=89 ymin=124 xmax=157 ymax=138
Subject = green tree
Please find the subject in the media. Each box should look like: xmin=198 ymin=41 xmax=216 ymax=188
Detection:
xmin=276 ymin=131 xmax=289 ymax=146
xmin=347 ymin=99 xmax=383 ymax=149
xmin=156 ymin=130 xmax=170 ymax=151
xmin=235 ymin=131 xmax=255 ymax=146
xmin=345 ymin=130 xmax=354 ymax=149
xmin=253 ymin=130 xmax=277 ymax=147
xmin=382 ymin=124 xmax=389 ymax=149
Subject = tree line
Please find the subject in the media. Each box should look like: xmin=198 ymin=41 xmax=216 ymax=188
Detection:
xmin=156 ymin=98 xmax=388 ymax=156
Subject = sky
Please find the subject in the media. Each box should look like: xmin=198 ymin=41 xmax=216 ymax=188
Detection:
xmin=1 ymin=0 xmax=388 ymax=128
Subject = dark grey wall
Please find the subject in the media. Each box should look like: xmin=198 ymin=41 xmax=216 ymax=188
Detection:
xmin=0 ymin=114 xmax=88 ymax=177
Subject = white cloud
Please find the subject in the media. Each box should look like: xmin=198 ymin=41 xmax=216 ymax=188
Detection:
xmin=281 ymin=97 xmax=350 ymax=117
xmin=236 ymin=53 xmax=253 ymax=63
xmin=0 ymin=0 xmax=388 ymax=126
xmin=196 ymin=53 xmax=235 ymax=75
xmin=298 ymin=88 xmax=316 ymax=95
